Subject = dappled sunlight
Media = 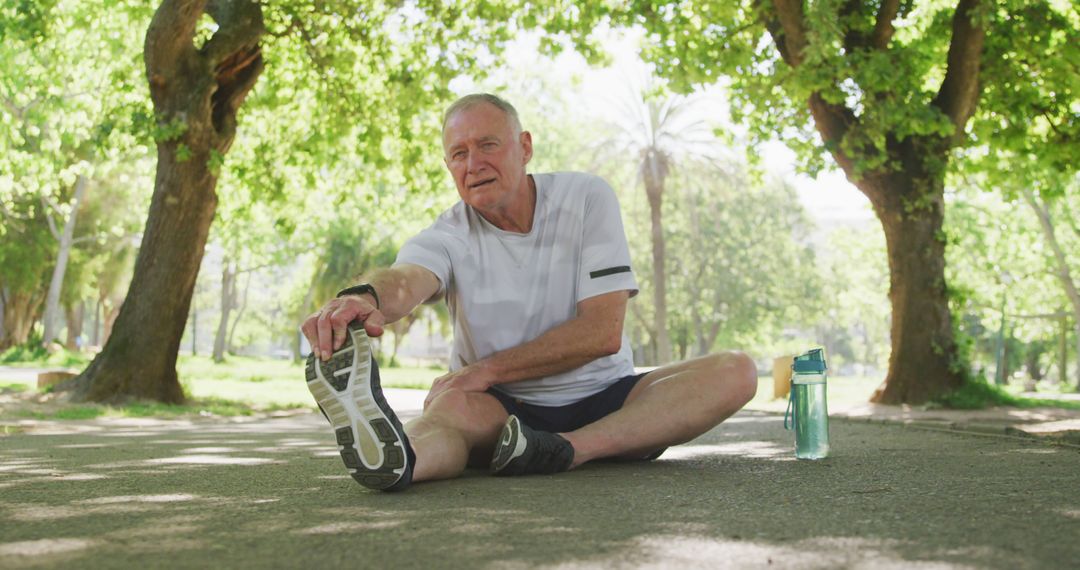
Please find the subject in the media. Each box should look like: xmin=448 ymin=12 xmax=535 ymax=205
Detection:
xmin=1017 ymin=419 xmax=1080 ymax=435
xmin=49 ymin=473 xmax=109 ymax=482
xmin=526 ymin=534 xmax=984 ymax=570
xmin=0 ymin=459 xmax=52 ymax=472
xmin=97 ymin=431 xmax=171 ymax=438
xmin=180 ymin=447 xmax=244 ymax=454
xmin=7 ymin=502 xmax=162 ymax=521
xmin=76 ymin=494 xmax=197 ymax=505
xmin=0 ymin=538 xmax=98 ymax=558
xmin=1008 ymin=448 xmax=1060 ymax=454
xmin=660 ymin=441 xmax=792 ymax=461
xmin=276 ymin=438 xmax=325 ymax=447
xmin=145 ymin=454 xmax=281 ymax=466
xmin=295 ymin=520 xmax=403 ymax=535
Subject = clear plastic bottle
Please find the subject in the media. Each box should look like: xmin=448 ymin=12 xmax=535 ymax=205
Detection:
xmin=785 ymin=349 xmax=829 ymax=459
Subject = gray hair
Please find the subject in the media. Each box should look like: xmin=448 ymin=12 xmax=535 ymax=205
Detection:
xmin=442 ymin=93 xmax=522 ymax=136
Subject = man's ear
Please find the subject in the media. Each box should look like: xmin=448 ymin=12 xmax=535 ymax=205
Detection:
xmin=520 ymin=131 xmax=533 ymax=165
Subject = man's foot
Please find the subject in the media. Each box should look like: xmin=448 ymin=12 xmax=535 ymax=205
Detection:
xmin=490 ymin=415 xmax=574 ymax=476
xmin=305 ymin=322 xmax=414 ymax=491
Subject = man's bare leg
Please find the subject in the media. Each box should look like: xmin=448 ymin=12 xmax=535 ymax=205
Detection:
xmin=560 ymin=351 xmax=758 ymax=466
xmin=405 ymin=389 xmax=508 ymax=482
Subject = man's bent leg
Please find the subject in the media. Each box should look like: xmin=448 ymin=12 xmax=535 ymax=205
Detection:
xmin=405 ymin=389 xmax=508 ymax=482
xmin=562 ymin=351 xmax=757 ymax=467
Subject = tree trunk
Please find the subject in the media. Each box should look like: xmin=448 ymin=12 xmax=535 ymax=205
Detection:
xmin=763 ymin=0 xmax=984 ymax=404
xmin=294 ymin=283 xmax=316 ymax=362
xmin=226 ymin=268 xmax=251 ymax=353
xmin=42 ymin=175 xmax=89 ymax=347
xmin=1074 ymin=321 xmax=1079 ymax=392
xmin=213 ymin=258 xmax=236 ymax=362
xmin=102 ymin=300 xmax=121 ymax=347
xmin=864 ymin=168 xmax=965 ymax=404
xmin=1021 ymin=190 xmax=1080 ymax=391
xmin=64 ymin=301 xmax=85 ymax=350
xmin=642 ymin=153 xmax=672 ymax=364
xmin=1 ymin=289 xmax=44 ymax=349
xmin=68 ymin=0 xmax=264 ymax=404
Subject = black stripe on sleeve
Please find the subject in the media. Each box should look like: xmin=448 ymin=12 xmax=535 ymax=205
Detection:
xmin=589 ymin=266 xmax=631 ymax=279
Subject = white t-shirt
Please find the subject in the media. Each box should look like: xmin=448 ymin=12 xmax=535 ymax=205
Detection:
xmin=394 ymin=171 xmax=639 ymax=406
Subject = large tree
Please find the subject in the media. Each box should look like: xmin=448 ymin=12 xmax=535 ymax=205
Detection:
xmin=70 ymin=0 xmax=265 ymax=402
xmin=576 ymin=0 xmax=1074 ymax=403
xmin=67 ymin=0 xmax=522 ymax=402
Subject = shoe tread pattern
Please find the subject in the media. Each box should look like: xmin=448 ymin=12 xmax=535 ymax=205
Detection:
xmin=305 ymin=322 xmax=411 ymax=491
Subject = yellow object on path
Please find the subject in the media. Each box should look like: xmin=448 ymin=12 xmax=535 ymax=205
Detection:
xmin=772 ymin=355 xmax=794 ymax=399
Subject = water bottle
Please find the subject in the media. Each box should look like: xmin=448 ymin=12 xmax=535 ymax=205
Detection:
xmin=784 ymin=348 xmax=829 ymax=459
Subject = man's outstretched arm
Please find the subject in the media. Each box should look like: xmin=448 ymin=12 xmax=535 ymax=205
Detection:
xmin=300 ymin=263 xmax=440 ymax=361
xmin=424 ymin=289 xmax=630 ymax=406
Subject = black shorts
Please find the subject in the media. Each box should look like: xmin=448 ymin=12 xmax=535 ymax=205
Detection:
xmin=487 ymin=372 xmax=648 ymax=434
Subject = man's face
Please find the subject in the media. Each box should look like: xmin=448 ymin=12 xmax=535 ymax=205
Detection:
xmin=442 ymin=102 xmax=532 ymax=213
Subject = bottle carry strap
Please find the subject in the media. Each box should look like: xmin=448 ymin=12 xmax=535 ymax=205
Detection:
xmin=784 ymin=387 xmax=795 ymax=431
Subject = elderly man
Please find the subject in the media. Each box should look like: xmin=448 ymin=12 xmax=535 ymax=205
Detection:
xmin=300 ymin=93 xmax=757 ymax=492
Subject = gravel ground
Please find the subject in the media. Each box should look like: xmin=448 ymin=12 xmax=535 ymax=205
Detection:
xmin=2 ymin=402 xmax=1079 ymax=569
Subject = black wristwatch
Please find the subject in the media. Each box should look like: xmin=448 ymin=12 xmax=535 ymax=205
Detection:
xmin=336 ymin=283 xmax=380 ymax=309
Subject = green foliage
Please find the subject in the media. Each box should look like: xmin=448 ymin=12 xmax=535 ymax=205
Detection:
xmin=0 ymin=343 xmax=90 ymax=367
xmin=934 ymin=378 xmax=1024 ymax=410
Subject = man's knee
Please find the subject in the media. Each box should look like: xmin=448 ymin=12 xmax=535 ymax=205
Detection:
xmin=424 ymin=388 xmax=474 ymax=427
xmin=423 ymin=388 xmax=504 ymax=435
xmin=703 ymin=350 xmax=758 ymax=408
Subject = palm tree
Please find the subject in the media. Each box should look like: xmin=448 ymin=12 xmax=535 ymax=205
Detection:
xmin=591 ymin=73 xmax=728 ymax=365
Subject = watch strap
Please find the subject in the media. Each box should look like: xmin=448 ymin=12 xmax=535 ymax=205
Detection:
xmin=335 ymin=283 xmax=380 ymax=309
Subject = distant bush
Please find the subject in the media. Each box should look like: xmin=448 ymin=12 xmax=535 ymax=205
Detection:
xmin=936 ymin=378 xmax=1080 ymax=410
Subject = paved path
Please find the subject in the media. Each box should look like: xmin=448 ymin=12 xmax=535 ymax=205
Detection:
xmin=2 ymin=391 xmax=1079 ymax=569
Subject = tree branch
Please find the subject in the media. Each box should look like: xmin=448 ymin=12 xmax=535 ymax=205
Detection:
xmin=202 ymin=0 xmax=264 ymax=66
xmin=765 ymin=1 xmax=860 ymax=173
xmin=144 ymin=0 xmax=205 ymax=83
xmin=39 ymin=195 xmax=61 ymax=240
xmin=840 ymin=0 xmax=868 ymax=53
xmin=768 ymin=0 xmax=810 ymax=66
xmin=1022 ymin=188 xmax=1080 ymax=316
xmin=932 ymin=0 xmax=987 ymax=141
xmin=203 ymin=0 xmax=264 ymax=146
xmin=872 ymin=0 xmax=901 ymax=50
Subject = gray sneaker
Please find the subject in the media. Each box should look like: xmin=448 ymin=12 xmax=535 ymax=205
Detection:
xmin=490 ymin=415 xmax=574 ymax=476
xmin=305 ymin=321 xmax=414 ymax=491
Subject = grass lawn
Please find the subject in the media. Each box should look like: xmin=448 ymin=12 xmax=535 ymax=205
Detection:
xmin=745 ymin=374 xmax=880 ymax=413
xmin=3 ymin=347 xmax=1077 ymax=418
xmin=1 ymin=351 xmax=445 ymax=419
xmin=177 ymin=355 xmax=442 ymax=409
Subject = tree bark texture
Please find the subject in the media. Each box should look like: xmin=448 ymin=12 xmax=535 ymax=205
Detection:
xmin=766 ymin=0 xmax=985 ymax=404
xmin=861 ymin=165 xmax=965 ymax=403
xmin=70 ymin=0 xmax=263 ymax=403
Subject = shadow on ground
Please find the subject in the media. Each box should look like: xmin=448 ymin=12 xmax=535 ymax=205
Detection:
xmin=1 ymin=411 xmax=1078 ymax=569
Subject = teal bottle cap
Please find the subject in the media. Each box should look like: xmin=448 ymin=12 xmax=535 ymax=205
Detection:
xmin=792 ymin=348 xmax=827 ymax=373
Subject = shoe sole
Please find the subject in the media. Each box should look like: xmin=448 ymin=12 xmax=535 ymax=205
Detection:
xmin=305 ymin=322 xmax=410 ymax=490
xmin=490 ymin=415 xmax=528 ymax=475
